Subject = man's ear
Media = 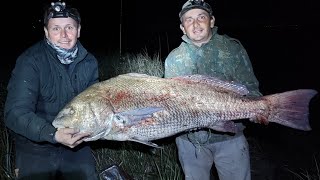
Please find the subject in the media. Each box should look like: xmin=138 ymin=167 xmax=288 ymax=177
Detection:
xmin=210 ymin=16 xmax=215 ymax=28
xmin=180 ymin=24 xmax=186 ymax=34
xmin=44 ymin=27 xmax=49 ymax=39
xmin=77 ymin=25 xmax=81 ymax=38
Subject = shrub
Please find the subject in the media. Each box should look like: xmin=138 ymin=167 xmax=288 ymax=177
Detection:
xmin=0 ymin=81 xmax=15 ymax=179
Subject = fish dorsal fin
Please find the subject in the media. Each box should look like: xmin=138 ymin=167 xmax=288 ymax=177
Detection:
xmin=171 ymin=75 xmax=249 ymax=96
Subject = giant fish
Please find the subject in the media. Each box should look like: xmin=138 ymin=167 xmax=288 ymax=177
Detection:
xmin=52 ymin=73 xmax=317 ymax=147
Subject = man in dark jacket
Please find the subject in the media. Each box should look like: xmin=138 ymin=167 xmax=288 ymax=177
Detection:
xmin=4 ymin=2 xmax=99 ymax=179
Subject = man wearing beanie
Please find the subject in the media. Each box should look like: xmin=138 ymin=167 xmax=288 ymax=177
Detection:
xmin=165 ymin=0 xmax=261 ymax=179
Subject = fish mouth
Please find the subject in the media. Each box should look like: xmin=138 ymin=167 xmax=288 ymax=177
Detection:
xmin=52 ymin=122 xmax=66 ymax=129
xmin=52 ymin=119 xmax=69 ymax=129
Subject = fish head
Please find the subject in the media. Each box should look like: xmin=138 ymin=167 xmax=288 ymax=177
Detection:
xmin=52 ymin=94 xmax=115 ymax=140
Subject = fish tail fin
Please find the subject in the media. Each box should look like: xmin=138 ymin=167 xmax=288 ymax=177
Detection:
xmin=256 ymin=89 xmax=317 ymax=131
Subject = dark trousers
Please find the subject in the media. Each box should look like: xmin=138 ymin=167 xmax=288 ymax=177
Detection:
xmin=15 ymin=143 xmax=98 ymax=180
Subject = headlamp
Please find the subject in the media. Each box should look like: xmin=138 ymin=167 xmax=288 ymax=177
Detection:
xmin=52 ymin=2 xmax=65 ymax=13
xmin=44 ymin=1 xmax=81 ymax=26
xmin=48 ymin=2 xmax=68 ymax=19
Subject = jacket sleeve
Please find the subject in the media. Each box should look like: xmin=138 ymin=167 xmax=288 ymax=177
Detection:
xmin=229 ymin=39 xmax=262 ymax=97
xmin=164 ymin=55 xmax=176 ymax=78
xmin=164 ymin=47 xmax=189 ymax=78
xmin=4 ymin=54 xmax=57 ymax=143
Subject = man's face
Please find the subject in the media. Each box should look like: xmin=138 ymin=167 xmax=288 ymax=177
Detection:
xmin=180 ymin=8 xmax=215 ymax=46
xmin=44 ymin=17 xmax=80 ymax=49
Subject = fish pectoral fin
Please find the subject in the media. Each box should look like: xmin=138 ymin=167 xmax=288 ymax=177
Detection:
xmin=117 ymin=107 xmax=164 ymax=124
xmin=129 ymin=138 xmax=162 ymax=149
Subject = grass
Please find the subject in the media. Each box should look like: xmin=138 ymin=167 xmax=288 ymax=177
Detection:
xmin=92 ymin=139 xmax=182 ymax=180
xmin=0 ymin=81 xmax=15 ymax=179
xmin=283 ymin=153 xmax=320 ymax=180
xmin=102 ymin=49 xmax=164 ymax=80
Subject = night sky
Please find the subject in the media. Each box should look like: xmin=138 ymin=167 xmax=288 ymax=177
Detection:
xmin=2 ymin=0 xmax=320 ymax=113
xmin=2 ymin=0 xmax=319 ymax=84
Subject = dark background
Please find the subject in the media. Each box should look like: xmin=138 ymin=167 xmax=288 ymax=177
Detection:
xmin=2 ymin=0 xmax=319 ymax=92
xmin=1 ymin=0 xmax=320 ymax=175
